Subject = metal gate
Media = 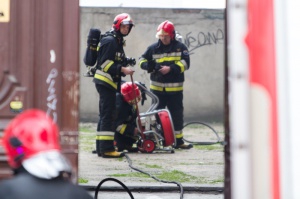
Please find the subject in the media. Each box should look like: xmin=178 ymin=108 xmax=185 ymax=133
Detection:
xmin=0 ymin=0 xmax=79 ymax=180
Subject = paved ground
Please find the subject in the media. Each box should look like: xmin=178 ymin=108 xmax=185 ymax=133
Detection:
xmin=87 ymin=191 xmax=224 ymax=199
xmin=78 ymin=122 xmax=225 ymax=199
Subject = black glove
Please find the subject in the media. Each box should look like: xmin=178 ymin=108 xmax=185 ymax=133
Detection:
xmin=123 ymin=57 xmax=136 ymax=66
xmin=138 ymin=82 xmax=147 ymax=106
xmin=147 ymin=59 xmax=156 ymax=73
xmin=141 ymin=92 xmax=147 ymax=106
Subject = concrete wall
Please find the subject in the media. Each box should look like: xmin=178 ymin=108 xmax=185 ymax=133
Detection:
xmin=79 ymin=7 xmax=225 ymax=123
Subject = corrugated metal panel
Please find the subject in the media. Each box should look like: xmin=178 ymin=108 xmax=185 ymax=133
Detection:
xmin=0 ymin=0 xmax=79 ymax=181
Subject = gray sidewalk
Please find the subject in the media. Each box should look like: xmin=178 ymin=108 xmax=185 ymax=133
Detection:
xmin=81 ymin=182 xmax=224 ymax=199
xmin=86 ymin=191 xmax=224 ymax=199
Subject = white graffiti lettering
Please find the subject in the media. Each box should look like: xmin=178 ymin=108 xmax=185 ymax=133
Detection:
xmin=46 ymin=68 xmax=58 ymax=122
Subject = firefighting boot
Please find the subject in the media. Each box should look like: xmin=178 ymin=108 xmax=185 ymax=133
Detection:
xmin=175 ymin=143 xmax=193 ymax=149
xmin=101 ymin=151 xmax=125 ymax=158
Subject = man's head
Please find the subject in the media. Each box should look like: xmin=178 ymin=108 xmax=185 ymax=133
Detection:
xmin=1 ymin=109 xmax=72 ymax=179
xmin=112 ymin=13 xmax=134 ymax=36
xmin=121 ymin=82 xmax=141 ymax=105
xmin=156 ymin=20 xmax=175 ymax=45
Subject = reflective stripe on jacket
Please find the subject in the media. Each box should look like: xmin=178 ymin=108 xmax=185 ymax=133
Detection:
xmin=139 ymin=39 xmax=190 ymax=93
xmin=94 ymin=69 xmax=117 ymax=90
xmin=150 ymin=81 xmax=183 ymax=92
xmin=93 ymin=31 xmax=126 ymax=91
xmin=114 ymin=93 xmax=137 ymax=137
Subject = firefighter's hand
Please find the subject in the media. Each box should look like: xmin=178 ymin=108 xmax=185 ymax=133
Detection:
xmin=159 ymin=66 xmax=171 ymax=75
xmin=121 ymin=67 xmax=135 ymax=75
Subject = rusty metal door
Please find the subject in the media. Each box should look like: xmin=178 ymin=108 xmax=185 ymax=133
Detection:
xmin=0 ymin=0 xmax=79 ymax=180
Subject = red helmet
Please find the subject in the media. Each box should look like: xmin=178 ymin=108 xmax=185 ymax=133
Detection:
xmin=112 ymin=13 xmax=134 ymax=33
xmin=2 ymin=109 xmax=71 ymax=179
xmin=121 ymin=82 xmax=141 ymax=105
xmin=156 ymin=20 xmax=175 ymax=39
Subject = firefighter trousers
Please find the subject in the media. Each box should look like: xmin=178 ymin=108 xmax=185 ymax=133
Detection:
xmin=95 ymin=84 xmax=116 ymax=154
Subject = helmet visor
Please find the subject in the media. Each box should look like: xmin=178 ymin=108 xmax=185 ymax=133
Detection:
xmin=156 ymin=29 xmax=171 ymax=38
xmin=121 ymin=20 xmax=133 ymax=26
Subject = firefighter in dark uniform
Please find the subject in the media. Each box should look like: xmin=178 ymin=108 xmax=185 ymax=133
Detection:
xmin=114 ymin=82 xmax=141 ymax=152
xmin=139 ymin=20 xmax=193 ymax=149
xmin=0 ymin=109 xmax=93 ymax=199
xmin=93 ymin=13 xmax=135 ymax=158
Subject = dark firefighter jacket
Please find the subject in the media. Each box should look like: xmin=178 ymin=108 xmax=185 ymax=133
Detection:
xmin=93 ymin=30 xmax=127 ymax=91
xmin=0 ymin=167 xmax=93 ymax=199
xmin=139 ymin=39 xmax=190 ymax=94
xmin=114 ymin=92 xmax=137 ymax=137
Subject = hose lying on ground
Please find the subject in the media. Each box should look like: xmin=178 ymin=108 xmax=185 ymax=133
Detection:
xmin=94 ymin=177 xmax=134 ymax=199
xmin=183 ymin=121 xmax=225 ymax=146
xmin=125 ymin=154 xmax=184 ymax=199
xmin=93 ymin=121 xmax=223 ymax=199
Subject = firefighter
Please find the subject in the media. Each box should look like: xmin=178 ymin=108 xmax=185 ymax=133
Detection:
xmin=93 ymin=13 xmax=135 ymax=158
xmin=138 ymin=20 xmax=193 ymax=149
xmin=114 ymin=82 xmax=141 ymax=152
xmin=0 ymin=109 xmax=93 ymax=199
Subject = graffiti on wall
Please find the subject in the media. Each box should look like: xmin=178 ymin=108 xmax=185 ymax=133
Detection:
xmin=46 ymin=68 xmax=58 ymax=123
xmin=183 ymin=28 xmax=224 ymax=54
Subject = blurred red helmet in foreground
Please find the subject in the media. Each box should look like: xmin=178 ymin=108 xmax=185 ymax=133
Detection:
xmin=2 ymin=109 xmax=71 ymax=179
